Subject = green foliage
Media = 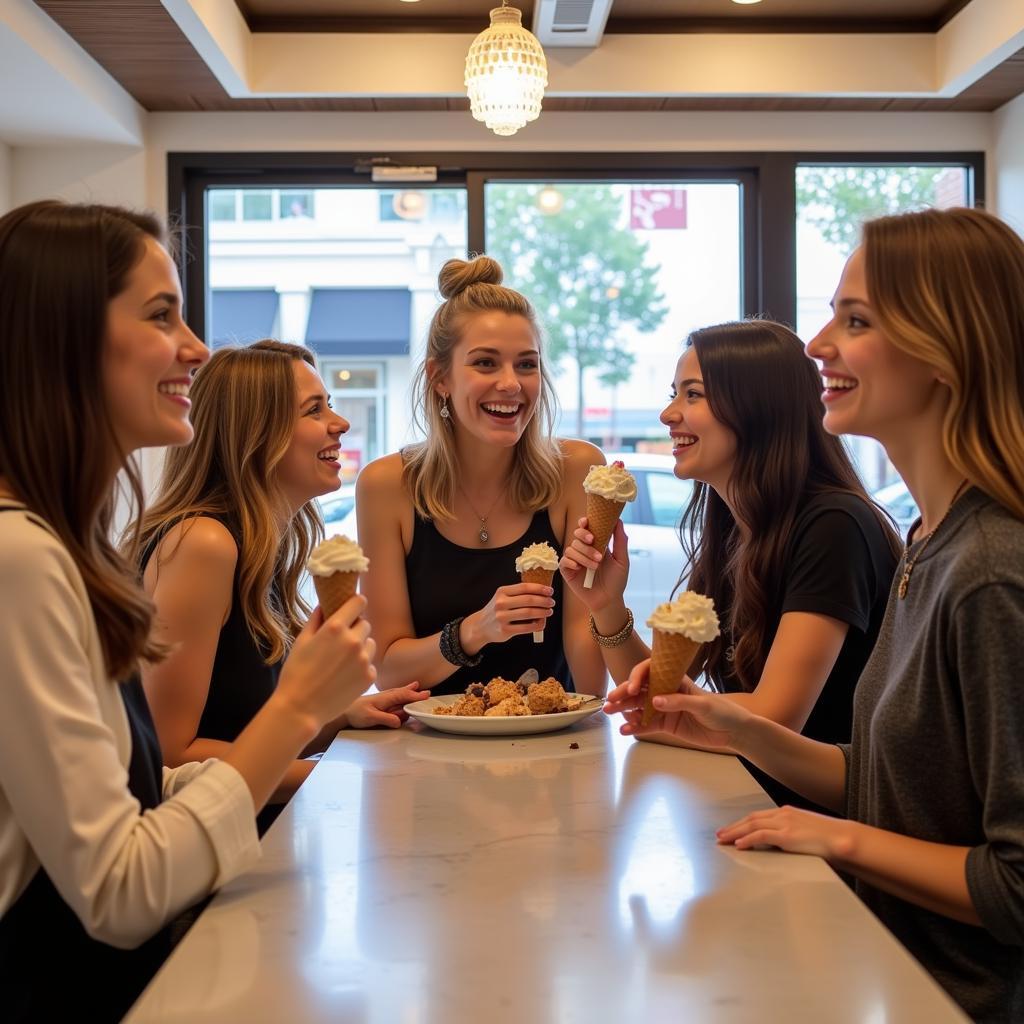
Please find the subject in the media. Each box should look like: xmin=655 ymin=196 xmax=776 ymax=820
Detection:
xmin=796 ymin=166 xmax=947 ymax=255
xmin=486 ymin=184 xmax=668 ymax=433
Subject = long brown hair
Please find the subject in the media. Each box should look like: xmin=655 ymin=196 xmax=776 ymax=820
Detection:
xmin=0 ymin=200 xmax=168 ymax=680
xmin=862 ymin=207 xmax=1024 ymax=519
xmin=137 ymin=340 xmax=323 ymax=664
xmin=681 ymin=320 xmax=899 ymax=692
xmin=404 ymin=256 xmax=563 ymax=519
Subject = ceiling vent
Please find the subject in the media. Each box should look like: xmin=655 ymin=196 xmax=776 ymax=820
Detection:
xmin=533 ymin=0 xmax=613 ymax=48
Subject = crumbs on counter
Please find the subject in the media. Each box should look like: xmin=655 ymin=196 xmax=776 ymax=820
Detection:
xmin=569 ymin=742 xmax=579 ymax=750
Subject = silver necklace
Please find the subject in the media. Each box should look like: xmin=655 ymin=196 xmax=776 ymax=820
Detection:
xmin=459 ymin=485 xmax=504 ymax=544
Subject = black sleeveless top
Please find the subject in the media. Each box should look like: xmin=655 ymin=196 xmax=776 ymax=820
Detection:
xmin=141 ymin=516 xmax=282 ymax=833
xmin=406 ymin=509 xmax=572 ymax=696
xmin=0 ymin=675 xmax=172 ymax=1023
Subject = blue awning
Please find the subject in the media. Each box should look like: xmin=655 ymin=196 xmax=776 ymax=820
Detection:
xmin=210 ymin=289 xmax=279 ymax=346
xmin=305 ymin=288 xmax=411 ymax=356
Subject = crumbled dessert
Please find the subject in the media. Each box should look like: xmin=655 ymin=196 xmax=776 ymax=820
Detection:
xmin=435 ymin=675 xmax=588 ymax=717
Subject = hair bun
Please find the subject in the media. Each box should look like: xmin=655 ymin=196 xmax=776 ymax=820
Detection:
xmin=437 ymin=255 xmax=504 ymax=299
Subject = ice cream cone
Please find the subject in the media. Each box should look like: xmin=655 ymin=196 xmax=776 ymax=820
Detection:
xmin=313 ymin=570 xmax=360 ymax=620
xmin=520 ymin=567 xmax=554 ymax=643
xmin=642 ymin=630 xmax=702 ymax=726
xmin=584 ymin=492 xmax=626 ymax=589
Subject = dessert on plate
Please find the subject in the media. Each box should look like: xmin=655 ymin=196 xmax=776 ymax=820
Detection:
xmin=432 ymin=675 xmax=586 ymax=717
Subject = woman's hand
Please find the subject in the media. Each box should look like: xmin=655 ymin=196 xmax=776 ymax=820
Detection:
xmin=716 ymin=806 xmax=858 ymax=861
xmin=604 ymin=658 xmax=752 ymax=750
xmin=461 ymin=583 xmax=555 ymax=654
xmin=275 ymin=596 xmax=377 ymax=730
xmin=345 ymin=682 xmax=429 ymax=729
xmin=559 ymin=518 xmax=630 ymax=613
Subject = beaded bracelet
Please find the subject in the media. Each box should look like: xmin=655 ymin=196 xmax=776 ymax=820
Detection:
xmin=439 ymin=616 xmax=484 ymax=668
xmin=588 ymin=607 xmax=635 ymax=648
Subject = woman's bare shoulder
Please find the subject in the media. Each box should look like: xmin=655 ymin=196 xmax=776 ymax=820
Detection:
xmin=357 ymin=452 xmax=407 ymax=498
xmin=156 ymin=516 xmax=238 ymax=570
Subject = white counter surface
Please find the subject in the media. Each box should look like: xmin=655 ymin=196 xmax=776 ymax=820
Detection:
xmin=126 ymin=714 xmax=966 ymax=1023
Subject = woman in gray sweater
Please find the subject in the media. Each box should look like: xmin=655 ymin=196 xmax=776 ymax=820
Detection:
xmin=604 ymin=207 xmax=1024 ymax=1023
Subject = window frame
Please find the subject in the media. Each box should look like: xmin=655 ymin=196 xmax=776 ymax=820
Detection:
xmin=169 ymin=150 xmax=984 ymax=348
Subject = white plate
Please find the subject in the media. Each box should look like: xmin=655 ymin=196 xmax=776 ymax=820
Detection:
xmin=406 ymin=693 xmax=605 ymax=736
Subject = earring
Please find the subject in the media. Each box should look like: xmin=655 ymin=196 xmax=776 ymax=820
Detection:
xmin=439 ymin=394 xmax=450 ymax=420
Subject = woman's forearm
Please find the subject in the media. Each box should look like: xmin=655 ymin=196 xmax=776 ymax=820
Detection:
xmin=377 ymin=633 xmax=460 ymax=690
xmin=831 ymin=826 xmax=978 ymax=925
xmin=590 ymin=601 xmax=651 ymax=683
xmin=736 ymin=714 xmax=848 ymax=812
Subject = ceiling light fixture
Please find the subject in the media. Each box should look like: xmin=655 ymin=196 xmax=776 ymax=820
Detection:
xmin=465 ymin=2 xmax=548 ymax=137
xmin=731 ymin=0 xmax=764 ymax=5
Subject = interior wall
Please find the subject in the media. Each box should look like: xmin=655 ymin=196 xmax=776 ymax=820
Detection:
xmin=10 ymin=142 xmax=145 ymax=209
xmin=993 ymin=93 xmax=1024 ymax=235
xmin=144 ymin=110 xmax=995 ymax=220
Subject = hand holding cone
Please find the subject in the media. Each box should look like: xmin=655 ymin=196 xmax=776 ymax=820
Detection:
xmin=515 ymin=542 xmax=559 ymax=643
xmin=581 ymin=461 xmax=637 ymax=589
xmin=641 ymin=593 xmax=720 ymax=726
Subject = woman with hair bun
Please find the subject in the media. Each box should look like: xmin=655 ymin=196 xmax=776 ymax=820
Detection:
xmin=357 ymin=255 xmax=606 ymax=696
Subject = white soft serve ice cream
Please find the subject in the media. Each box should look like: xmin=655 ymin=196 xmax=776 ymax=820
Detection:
xmin=582 ymin=461 xmax=638 ymax=502
xmin=515 ymin=541 xmax=559 ymax=573
xmin=306 ymin=535 xmax=369 ymax=577
xmin=646 ymin=592 xmax=720 ymax=641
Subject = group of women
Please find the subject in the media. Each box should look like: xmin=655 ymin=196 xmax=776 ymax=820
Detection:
xmin=0 ymin=198 xmax=1020 ymax=1023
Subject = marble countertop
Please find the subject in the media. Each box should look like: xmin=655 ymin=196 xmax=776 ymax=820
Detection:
xmin=125 ymin=714 xmax=966 ymax=1023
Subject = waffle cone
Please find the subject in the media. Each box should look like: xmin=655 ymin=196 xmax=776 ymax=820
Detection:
xmin=642 ymin=630 xmax=702 ymax=726
xmin=313 ymin=570 xmax=361 ymax=620
xmin=520 ymin=568 xmax=554 ymax=642
xmin=520 ymin=567 xmax=555 ymax=588
xmin=585 ymin=493 xmax=626 ymax=554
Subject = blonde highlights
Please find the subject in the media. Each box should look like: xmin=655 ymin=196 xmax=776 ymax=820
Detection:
xmin=862 ymin=208 xmax=1024 ymax=519
xmin=138 ymin=340 xmax=324 ymax=663
xmin=405 ymin=256 xmax=562 ymax=519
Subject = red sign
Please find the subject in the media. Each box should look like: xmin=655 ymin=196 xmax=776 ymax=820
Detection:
xmin=630 ymin=187 xmax=688 ymax=230
xmin=339 ymin=448 xmax=362 ymax=484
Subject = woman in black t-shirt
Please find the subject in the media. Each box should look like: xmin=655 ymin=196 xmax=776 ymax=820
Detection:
xmin=564 ymin=320 xmax=899 ymax=803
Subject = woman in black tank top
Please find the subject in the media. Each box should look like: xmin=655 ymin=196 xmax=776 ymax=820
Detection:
xmin=135 ymin=342 xmax=425 ymax=830
xmin=358 ymin=256 xmax=608 ymax=698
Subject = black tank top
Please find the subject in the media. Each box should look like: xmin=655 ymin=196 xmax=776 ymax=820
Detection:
xmin=140 ymin=516 xmax=282 ymax=833
xmin=405 ymin=509 xmax=572 ymax=696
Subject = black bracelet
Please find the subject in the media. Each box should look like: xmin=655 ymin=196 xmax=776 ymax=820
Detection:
xmin=439 ymin=616 xmax=484 ymax=668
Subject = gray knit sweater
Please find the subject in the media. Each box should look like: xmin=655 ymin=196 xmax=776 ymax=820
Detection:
xmin=842 ymin=489 xmax=1024 ymax=1023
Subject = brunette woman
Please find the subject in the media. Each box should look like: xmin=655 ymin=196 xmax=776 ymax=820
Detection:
xmin=608 ymin=208 xmax=1024 ymax=1022
xmin=0 ymin=202 xmax=375 ymax=1021
xmin=564 ymin=320 xmax=899 ymax=805
xmin=358 ymin=256 xmax=606 ymax=697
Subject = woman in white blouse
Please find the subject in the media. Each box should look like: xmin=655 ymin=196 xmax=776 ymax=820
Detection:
xmin=0 ymin=201 xmax=377 ymax=1021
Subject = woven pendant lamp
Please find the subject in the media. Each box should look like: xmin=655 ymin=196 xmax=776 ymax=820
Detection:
xmin=465 ymin=3 xmax=548 ymax=137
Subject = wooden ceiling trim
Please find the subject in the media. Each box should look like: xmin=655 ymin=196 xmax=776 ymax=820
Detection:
xmin=30 ymin=1 xmax=1024 ymax=115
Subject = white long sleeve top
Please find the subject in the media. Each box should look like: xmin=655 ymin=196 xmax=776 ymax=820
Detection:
xmin=0 ymin=505 xmax=260 ymax=949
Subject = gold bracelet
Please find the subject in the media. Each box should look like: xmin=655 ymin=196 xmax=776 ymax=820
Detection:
xmin=589 ymin=608 xmax=635 ymax=648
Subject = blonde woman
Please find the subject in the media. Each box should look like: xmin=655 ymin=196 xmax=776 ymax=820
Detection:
xmin=606 ymin=208 xmax=1024 ymax=1022
xmin=0 ymin=203 xmax=373 ymax=1020
xmin=358 ymin=256 xmax=606 ymax=696
xmin=138 ymin=341 xmax=424 ymax=833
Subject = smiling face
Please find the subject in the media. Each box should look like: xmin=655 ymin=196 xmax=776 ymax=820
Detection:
xmin=659 ymin=346 xmax=737 ymax=493
xmin=806 ymin=247 xmax=944 ymax=445
xmin=275 ymin=358 xmax=350 ymax=512
xmin=102 ymin=236 xmax=208 ymax=453
xmin=433 ymin=311 xmax=541 ymax=447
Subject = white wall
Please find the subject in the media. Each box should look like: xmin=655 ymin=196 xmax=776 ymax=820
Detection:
xmin=10 ymin=142 xmax=145 ymax=209
xmin=993 ymin=93 xmax=1024 ymax=235
xmin=0 ymin=142 xmax=10 ymax=213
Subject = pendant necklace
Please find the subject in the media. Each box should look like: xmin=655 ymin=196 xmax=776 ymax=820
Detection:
xmin=459 ymin=485 xmax=504 ymax=544
xmin=897 ymin=479 xmax=968 ymax=599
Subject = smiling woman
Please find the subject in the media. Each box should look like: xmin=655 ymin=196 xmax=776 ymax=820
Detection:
xmin=357 ymin=256 xmax=608 ymax=698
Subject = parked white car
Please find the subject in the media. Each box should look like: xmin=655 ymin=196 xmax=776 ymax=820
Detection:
xmin=312 ymin=455 xmax=691 ymax=640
